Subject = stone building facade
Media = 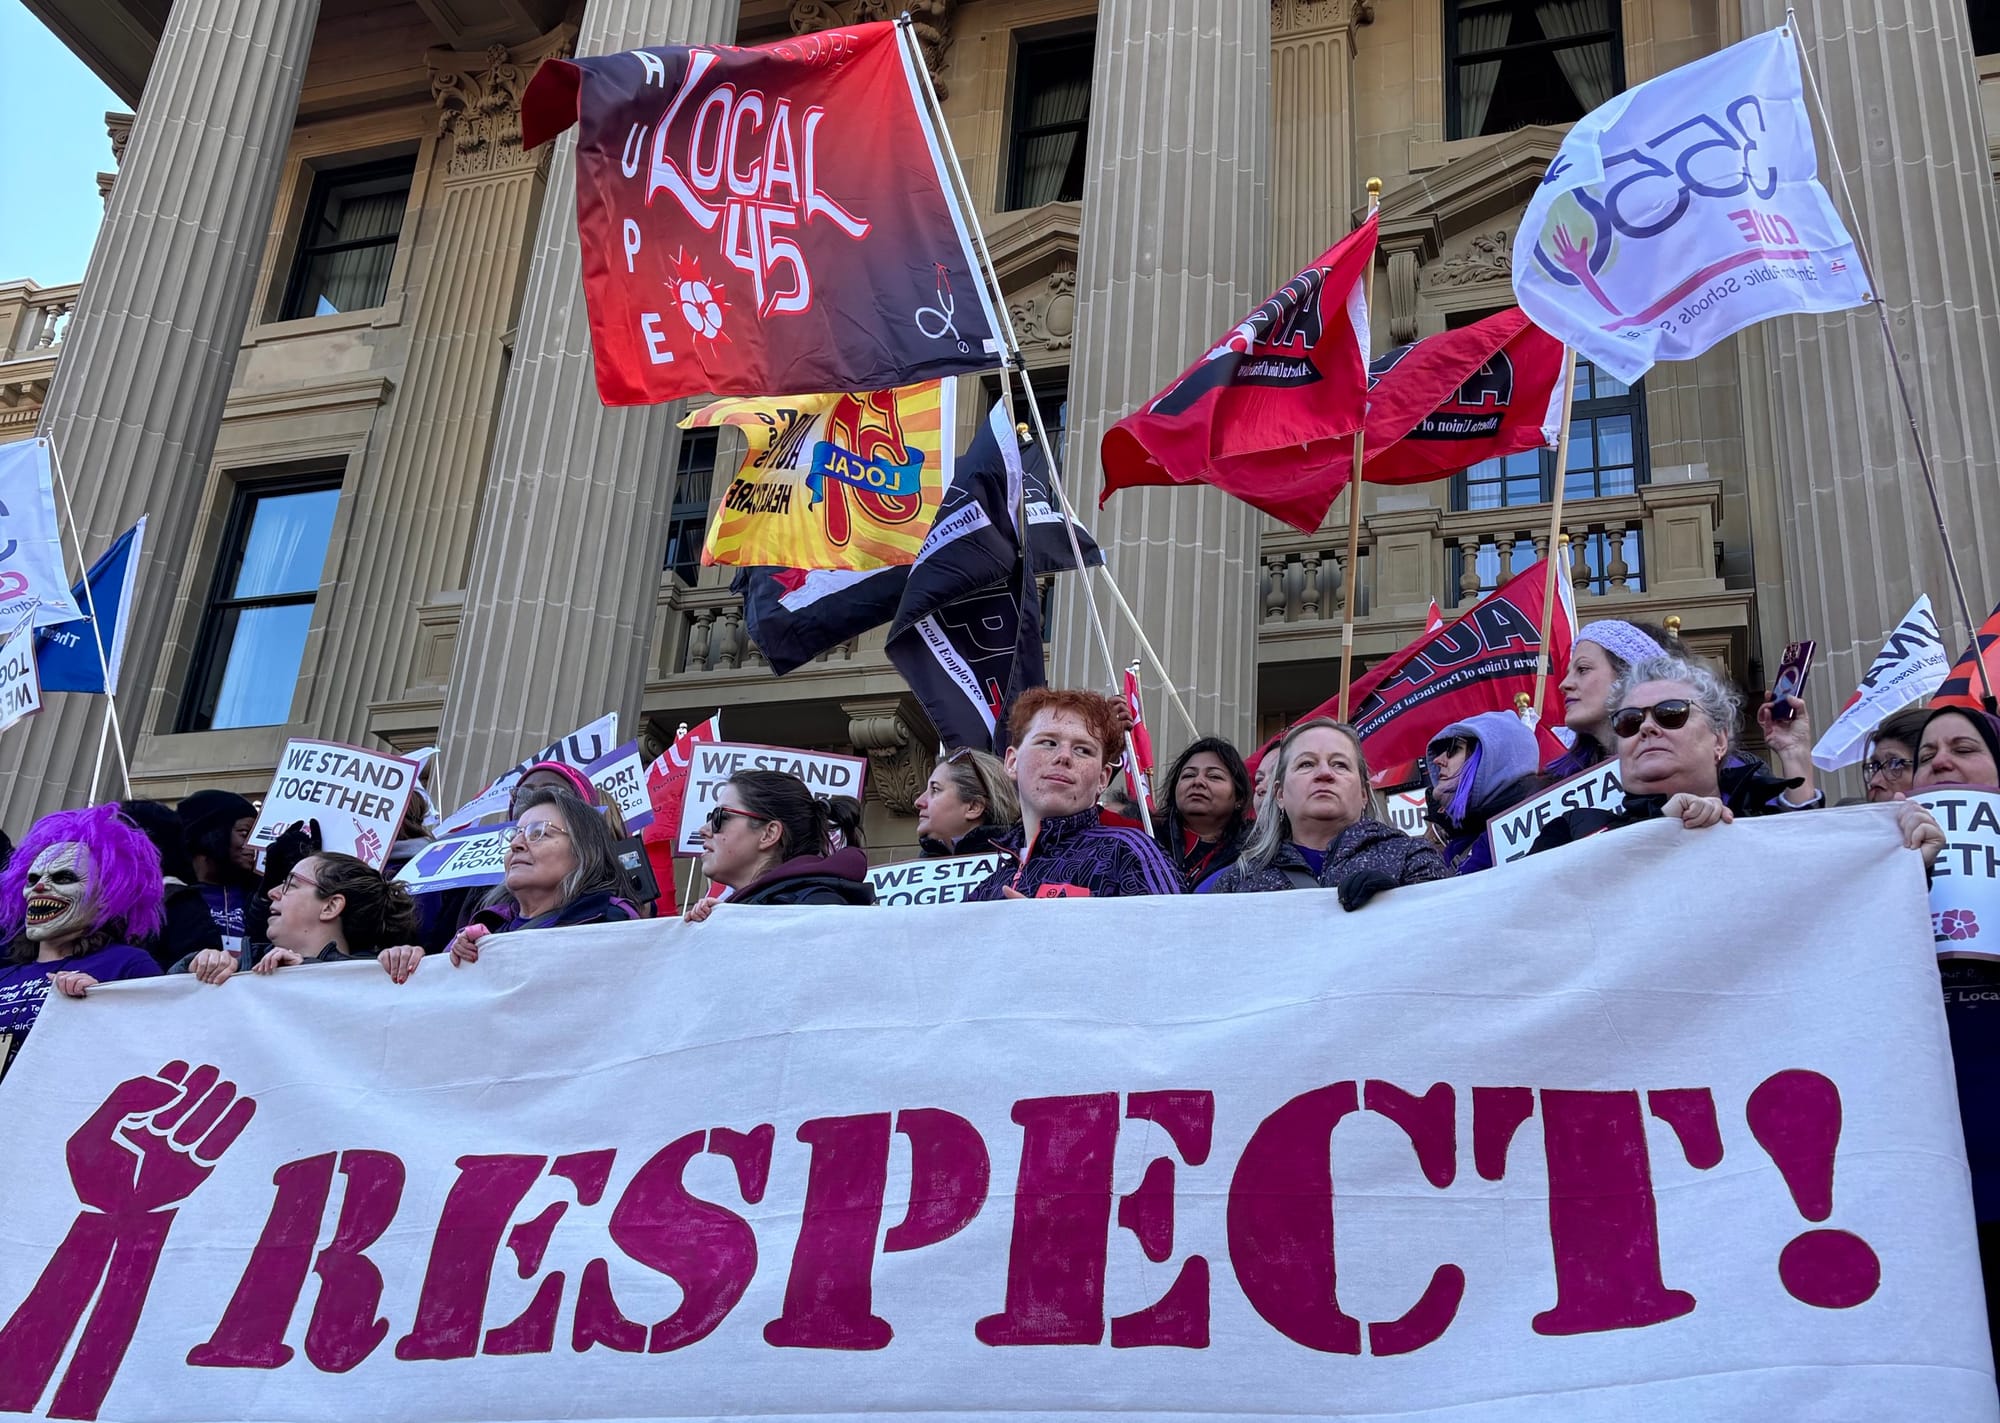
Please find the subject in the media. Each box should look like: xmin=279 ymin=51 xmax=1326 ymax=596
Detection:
xmin=2 ymin=0 xmax=1998 ymax=855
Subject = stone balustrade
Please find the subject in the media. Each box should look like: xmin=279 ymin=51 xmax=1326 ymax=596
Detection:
xmin=0 ymin=280 xmax=79 ymax=441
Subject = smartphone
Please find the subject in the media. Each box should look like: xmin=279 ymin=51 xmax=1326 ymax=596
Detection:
xmin=1770 ymin=640 xmax=1816 ymax=720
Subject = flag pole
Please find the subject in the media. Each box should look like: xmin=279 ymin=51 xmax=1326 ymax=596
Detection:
xmin=1336 ymin=179 xmax=1384 ymax=722
xmin=896 ymin=15 xmax=1197 ymax=739
xmin=42 ymin=437 xmax=133 ymax=798
xmin=1530 ymin=347 xmax=1581 ymax=716
xmin=1784 ymin=8 xmax=1994 ymax=711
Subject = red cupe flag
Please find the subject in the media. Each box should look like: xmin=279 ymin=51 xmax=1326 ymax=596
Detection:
xmin=1363 ymin=308 xmax=1569 ymax=485
xmin=1100 ymin=215 xmax=1378 ymax=535
xmin=522 ymin=23 xmax=1002 ymax=406
xmin=1932 ymin=600 xmax=2000 ymax=711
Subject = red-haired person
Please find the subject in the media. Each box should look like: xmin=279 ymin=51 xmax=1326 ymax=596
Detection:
xmin=964 ymin=688 xmax=1182 ymax=900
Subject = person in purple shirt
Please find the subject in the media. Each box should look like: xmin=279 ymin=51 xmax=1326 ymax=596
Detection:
xmin=964 ymin=688 xmax=1181 ymax=901
xmin=0 ymin=805 xmax=165 ymax=1078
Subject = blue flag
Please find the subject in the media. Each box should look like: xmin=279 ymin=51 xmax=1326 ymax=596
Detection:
xmin=35 ymin=517 xmax=145 ymax=695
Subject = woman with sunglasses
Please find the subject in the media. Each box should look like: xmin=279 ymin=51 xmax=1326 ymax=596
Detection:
xmin=916 ymin=748 xmax=1019 ymax=858
xmin=183 ymin=853 xmax=419 ymax=982
xmin=686 ymin=770 xmax=873 ymax=919
xmin=1424 ymin=711 xmax=1543 ymax=874
xmin=376 ymin=787 xmax=640 ymax=980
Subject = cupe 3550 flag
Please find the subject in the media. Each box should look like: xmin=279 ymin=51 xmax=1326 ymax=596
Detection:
xmin=521 ymin=23 xmax=1001 ymax=405
xmin=1510 ymin=28 xmax=1867 ymax=385
xmin=684 ymin=379 xmax=954 ymax=571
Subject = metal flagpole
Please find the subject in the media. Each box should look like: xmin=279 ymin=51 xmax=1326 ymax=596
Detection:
xmin=42 ymin=437 xmax=134 ymax=797
xmin=897 ymin=14 xmax=1199 ymax=745
xmin=1530 ymin=348 xmax=1582 ymax=715
xmin=89 ymin=706 xmax=112 ymax=801
xmin=1336 ymin=180 xmax=1384 ymax=721
xmin=1784 ymin=8 xmax=1994 ymax=710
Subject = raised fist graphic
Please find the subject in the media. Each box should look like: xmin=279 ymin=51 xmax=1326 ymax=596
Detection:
xmin=0 ymin=1064 xmax=256 ymax=1420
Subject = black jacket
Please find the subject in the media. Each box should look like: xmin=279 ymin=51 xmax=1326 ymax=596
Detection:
xmin=730 ymin=848 xmax=876 ymax=906
xmin=1204 ymin=817 xmax=1449 ymax=897
xmin=1155 ymin=823 xmax=1247 ymax=893
xmin=473 ymin=889 xmax=644 ymax=934
xmin=1529 ymin=793 xmax=1673 ymax=853
xmin=139 ymin=881 xmax=225 ymax=971
xmin=918 ymin=823 xmax=1013 ymax=859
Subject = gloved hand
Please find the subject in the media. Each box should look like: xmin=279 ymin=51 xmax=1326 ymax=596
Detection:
xmin=1337 ymin=868 xmax=1398 ymax=913
xmin=260 ymin=819 xmax=323 ymax=893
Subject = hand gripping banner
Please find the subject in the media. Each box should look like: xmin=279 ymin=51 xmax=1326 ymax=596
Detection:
xmin=522 ymin=23 xmax=1003 ymax=405
xmin=0 ymin=812 xmax=1993 ymax=1420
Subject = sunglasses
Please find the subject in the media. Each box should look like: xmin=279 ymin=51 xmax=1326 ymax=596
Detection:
xmin=705 ymin=805 xmax=770 ymax=834
xmin=1428 ymin=736 xmax=1472 ymax=761
xmin=1863 ymin=755 xmax=1915 ymax=780
xmin=1611 ymin=699 xmax=1697 ymax=739
xmin=941 ymin=747 xmax=995 ymax=802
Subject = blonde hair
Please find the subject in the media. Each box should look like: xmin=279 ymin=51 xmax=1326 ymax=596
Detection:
xmin=1241 ymin=719 xmax=1381 ymax=873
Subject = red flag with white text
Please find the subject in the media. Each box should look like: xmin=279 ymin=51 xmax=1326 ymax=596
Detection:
xmin=1100 ymin=216 xmax=1378 ymax=535
xmin=644 ymin=714 xmax=722 ymax=857
xmin=1120 ymin=664 xmax=1155 ymax=817
xmin=1362 ymin=309 xmax=1569 ymax=485
xmin=521 ymin=24 xmax=1001 ymax=405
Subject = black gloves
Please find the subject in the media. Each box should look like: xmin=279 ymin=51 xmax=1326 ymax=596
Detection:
xmin=1337 ymin=868 xmax=1399 ymax=913
xmin=261 ymin=819 xmax=323 ymax=894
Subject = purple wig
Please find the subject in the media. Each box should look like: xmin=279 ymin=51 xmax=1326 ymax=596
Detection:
xmin=0 ymin=805 xmax=166 ymax=944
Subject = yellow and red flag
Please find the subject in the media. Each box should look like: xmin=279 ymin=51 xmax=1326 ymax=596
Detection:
xmin=683 ymin=380 xmax=954 ymax=572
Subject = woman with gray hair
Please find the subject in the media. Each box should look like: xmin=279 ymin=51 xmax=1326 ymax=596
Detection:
xmin=1201 ymin=718 xmax=1447 ymax=909
xmin=376 ymin=787 xmax=639 ymax=981
xmin=1531 ymin=656 xmax=1940 ymax=855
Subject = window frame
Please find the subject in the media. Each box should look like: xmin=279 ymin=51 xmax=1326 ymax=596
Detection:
xmin=177 ymin=471 xmax=344 ymax=733
xmin=1448 ymin=357 xmax=1650 ymax=511
xmin=663 ymin=427 xmax=721 ymax=587
xmin=277 ymin=155 xmax=419 ymax=323
xmin=1003 ymin=28 xmax=1096 ymax=211
xmin=1443 ymin=0 xmax=1626 ymax=141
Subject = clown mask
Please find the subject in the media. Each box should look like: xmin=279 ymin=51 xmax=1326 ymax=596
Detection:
xmin=24 ymin=843 xmax=96 ymax=943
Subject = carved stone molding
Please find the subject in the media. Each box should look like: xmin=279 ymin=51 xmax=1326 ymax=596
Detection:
xmin=843 ymin=695 xmax=930 ymax=815
xmin=1271 ymin=0 xmax=1372 ymax=35
xmin=428 ymin=25 xmax=576 ymax=180
xmin=792 ymin=2 xmax=957 ymax=96
xmin=1430 ymin=229 xmax=1511 ymax=288
xmin=98 ymin=111 xmax=135 ymax=208
xmin=1008 ymin=261 xmax=1076 ymax=355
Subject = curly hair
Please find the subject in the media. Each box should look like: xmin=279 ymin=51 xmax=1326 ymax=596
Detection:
xmin=1 ymin=805 xmax=165 ymax=956
xmin=1614 ymin=654 xmax=1744 ymax=747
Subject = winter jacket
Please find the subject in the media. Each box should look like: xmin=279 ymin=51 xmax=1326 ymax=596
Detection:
xmin=138 ymin=879 xmax=225 ymax=971
xmin=1202 ymin=817 xmax=1450 ymax=898
xmin=964 ymin=806 xmax=1183 ymax=900
xmin=472 ymin=888 xmax=644 ymax=935
xmin=1154 ymin=823 xmax=1247 ymax=893
xmin=1544 ymin=737 xmax=1814 ymax=817
xmin=1425 ymin=710 xmax=1546 ymax=876
xmin=728 ymin=848 xmax=876 ymax=906
xmin=919 ymin=823 xmax=1014 ymax=860
xmin=1527 ymin=792 xmax=1673 ymax=852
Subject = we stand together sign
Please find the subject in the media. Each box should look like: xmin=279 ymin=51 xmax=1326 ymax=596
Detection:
xmin=0 ymin=810 xmax=1990 ymax=1420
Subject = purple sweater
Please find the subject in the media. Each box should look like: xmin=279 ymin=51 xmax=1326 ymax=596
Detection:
xmin=964 ymin=806 xmax=1183 ymax=900
xmin=0 ymin=943 xmax=160 ymax=1071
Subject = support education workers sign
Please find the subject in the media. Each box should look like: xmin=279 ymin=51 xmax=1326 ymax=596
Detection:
xmin=673 ymin=741 xmax=867 ymax=853
xmin=0 ymin=809 xmax=1991 ymax=1421
xmin=253 ymin=739 xmax=420 ymax=869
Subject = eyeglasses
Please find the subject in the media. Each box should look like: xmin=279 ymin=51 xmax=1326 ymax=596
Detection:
xmin=704 ymin=805 xmax=770 ymax=834
xmin=1611 ymin=699 xmax=1697 ymax=739
xmin=1863 ymin=755 xmax=1915 ymax=781
xmin=271 ymin=871 xmax=320 ymax=899
xmin=506 ymin=822 xmax=571 ymax=846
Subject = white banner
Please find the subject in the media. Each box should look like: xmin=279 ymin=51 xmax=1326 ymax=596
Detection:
xmin=1813 ymin=596 xmax=1952 ymax=770
xmin=672 ymin=741 xmax=869 ymax=854
xmin=1914 ymin=786 xmax=2000 ymax=961
xmin=1385 ymin=788 xmax=1429 ymax=838
xmin=1511 ymin=29 xmax=1868 ymax=384
xmin=1487 ymin=762 xmax=1626 ymax=865
xmin=0 ymin=440 xmax=83 ymax=629
xmin=440 ymin=713 xmax=621 ymax=831
xmin=252 ymin=739 xmax=420 ymax=869
xmin=392 ymin=824 xmax=513 ymax=895
xmin=867 ymin=853 xmax=1004 ymax=905
xmin=0 ymin=809 xmax=1989 ymax=1421
xmin=586 ymin=740 xmax=653 ymax=832
xmin=0 ymin=613 xmax=41 ymax=734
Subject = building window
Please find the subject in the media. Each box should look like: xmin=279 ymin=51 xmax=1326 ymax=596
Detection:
xmin=1447 ymin=0 xmax=1623 ymax=140
xmin=1005 ymin=31 xmax=1094 ymax=209
xmin=279 ymin=156 xmax=417 ymax=321
xmin=180 ymin=477 xmax=342 ymax=732
xmin=1973 ymin=0 xmax=2000 ymax=54
xmin=663 ymin=427 xmax=720 ymax=586
xmin=979 ymin=369 xmax=1069 ymax=451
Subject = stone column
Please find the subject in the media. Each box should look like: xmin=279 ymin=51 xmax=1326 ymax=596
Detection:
xmin=1270 ymin=0 xmax=1363 ymax=280
xmin=0 ymin=0 xmax=319 ymax=827
xmin=309 ymin=26 xmax=574 ymax=746
xmin=1052 ymin=2 xmax=1271 ymax=754
xmin=436 ymin=0 xmax=740 ymax=804
xmin=1740 ymin=0 xmax=2000 ymax=709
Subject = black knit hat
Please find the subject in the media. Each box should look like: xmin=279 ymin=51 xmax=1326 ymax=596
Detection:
xmin=177 ymin=789 xmax=257 ymax=848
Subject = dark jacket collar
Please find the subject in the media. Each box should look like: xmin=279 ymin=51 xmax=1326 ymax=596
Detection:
xmin=733 ymin=847 xmax=872 ymax=902
xmin=1014 ymin=805 xmax=1105 ymax=857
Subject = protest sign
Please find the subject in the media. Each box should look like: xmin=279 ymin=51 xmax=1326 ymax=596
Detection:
xmin=1 ymin=810 xmax=1990 ymax=1420
xmin=1914 ymin=786 xmax=2000 ymax=960
xmin=673 ymin=740 xmax=868 ymax=853
xmin=1385 ymin=788 xmax=1429 ymax=838
xmin=391 ymin=824 xmax=513 ymax=895
xmin=866 ymin=853 xmax=1004 ymax=906
xmin=1486 ymin=761 xmax=1625 ymax=865
xmin=441 ymin=713 xmax=620 ymax=831
xmin=253 ymin=739 xmax=420 ymax=869
xmin=0 ymin=440 xmax=84 ymax=629
xmin=0 ymin=613 xmax=41 ymax=734
xmin=586 ymin=741 xmax=653 ymax=833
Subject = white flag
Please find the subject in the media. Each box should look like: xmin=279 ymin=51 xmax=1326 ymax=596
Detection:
xmin=0 ymin=440 xmax=83 ymax=629
xmin=1510 ymin=29 xmax=1868 ymax=384
xmin=1812 ymin=595 xmax=1952 ymax=770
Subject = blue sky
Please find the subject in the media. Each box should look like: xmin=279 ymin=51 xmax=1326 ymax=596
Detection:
xmin=0 ymin=1 xmax=121 ymax=287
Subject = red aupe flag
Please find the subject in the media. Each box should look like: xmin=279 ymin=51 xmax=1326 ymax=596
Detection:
xmin=1248 ymin=562 xmax=1573 ymax=786
xmin=522 ymin=24 xmax=1001 ymax=405
xmin=1100 ymin=215 xmax=1378 ymax=535
xmin=1364 ymin=309 xmax=1568 ymax=485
